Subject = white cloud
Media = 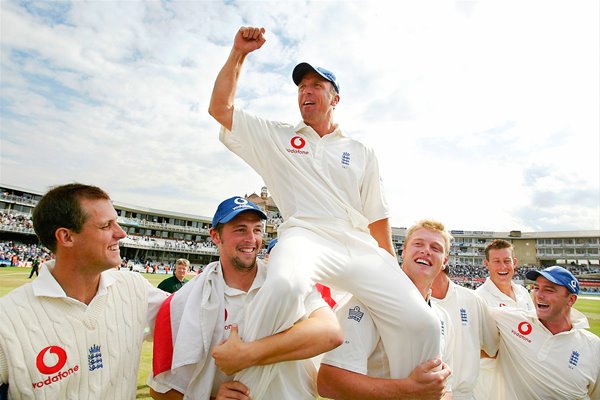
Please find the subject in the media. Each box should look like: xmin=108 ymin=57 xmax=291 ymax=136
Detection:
xmin=1 ymin=0 xmax=598 ymax=231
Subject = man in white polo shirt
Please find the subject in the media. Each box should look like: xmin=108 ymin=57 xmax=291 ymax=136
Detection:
xmin=431 ymin=265 xmax=498 ymax=400
xmin=489 ymin=266 xmax=599 ymax=399
xmin=0 ymin=183 xmax=167 ymax=399
xmin=208 ymin=26 xmax=441 ymax=398
xmin=149 ymin=197 xmax=341 ymax=399
xmin=317 ymin=220 xmax=454 ymax=399
xmin=473 ymin=238 xmax=534 ymax=399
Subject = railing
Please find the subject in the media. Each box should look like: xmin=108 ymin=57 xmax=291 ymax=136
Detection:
xmin=0 ymin=194 xmax=38 ymax=206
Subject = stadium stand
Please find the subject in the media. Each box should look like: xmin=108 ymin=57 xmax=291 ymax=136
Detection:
xmin=1 ymin=184 xmax=599 ymax=290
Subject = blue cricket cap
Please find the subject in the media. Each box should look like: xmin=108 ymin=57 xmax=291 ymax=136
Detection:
xmin=211 ymin=197 xmax=267 ymax=227
xmin=293 ymin=62 xmax=340 ymax=93
xmin=266 ymin=238 xmax=278 ymax=254
xmin=526 ymin=265 xmax=580 ymax=294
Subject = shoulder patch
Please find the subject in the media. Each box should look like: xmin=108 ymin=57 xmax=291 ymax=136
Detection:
xmin=348 ymin=306 xmax=364 ymax=322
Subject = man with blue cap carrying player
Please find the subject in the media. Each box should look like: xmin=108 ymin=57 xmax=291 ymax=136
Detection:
xmin=208 ymin=26 xmax=443 ymax=398
xmin=486 ymin=265 xmax=600 ymax=399
xmin=149 ymin=196 xmax=342 ymax=399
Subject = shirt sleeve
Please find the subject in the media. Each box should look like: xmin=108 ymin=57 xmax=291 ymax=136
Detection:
xmin=589 ymin=367 xmax=600 ymax=400
xmin=359 ymin=146 xmax=390 ymax=224
xmin=145 ymin=279 xmax=169 ymax=340
xmin=321 ymin=298 xmax=379 ymax=375
xmin=476 ymin=292 xmax=500 ymax=357
xmin=303 ymin=286 xmax=329 ymax=316
xmin=0 ymin=343 xmax=6 ymax=385
xmin=219 ymin=108 xmax=282 ymax=178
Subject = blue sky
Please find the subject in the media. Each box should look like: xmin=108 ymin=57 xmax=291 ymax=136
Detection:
xmin=1 ymin=0 xmax=598 ymax=232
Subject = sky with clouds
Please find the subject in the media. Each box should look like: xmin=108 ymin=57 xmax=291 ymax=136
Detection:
xmin=1 ymin=0 xmax=598 ymax=232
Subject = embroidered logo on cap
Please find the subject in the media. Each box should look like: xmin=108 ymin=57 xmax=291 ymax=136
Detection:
xmin=570 ymin=279 xmax=578 ymax=292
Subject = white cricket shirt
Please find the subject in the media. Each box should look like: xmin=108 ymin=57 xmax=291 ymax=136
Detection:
xmin=474 ymin=277 xmax=534 ymax=400
xmin=490 ymin=307 xmax=600 ymax=400
xmin=220 ymin=109 xmax=389 ymax=232
xmin=432 ymin=281 xmax=498 ymax=400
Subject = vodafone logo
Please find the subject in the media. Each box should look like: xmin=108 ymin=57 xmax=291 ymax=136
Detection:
xmin=36 ymin=346 xmax=67 ymax=375
xmin=290 ymin=136 xmax=306 ymax=149
xmin=234 ymin=198 xmax=248 ymax=206
xmin=32 ymin=346 xmax=79 ymax=390
xmin=518 ymin=321 xmax=533 ymax=335
xmin=224 ymin=308 xmax=228 ymax=321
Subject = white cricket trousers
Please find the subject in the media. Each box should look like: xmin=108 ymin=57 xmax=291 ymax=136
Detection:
xmin=236 ymin=220 xmax=442 ymax=398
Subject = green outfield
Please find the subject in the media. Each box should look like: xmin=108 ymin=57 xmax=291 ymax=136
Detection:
xmin=1 ymin=266 xmax=599 ymax=399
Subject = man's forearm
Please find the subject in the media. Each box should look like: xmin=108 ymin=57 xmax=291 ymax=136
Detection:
xmin=249 ymin=307 xmax=342 ymax=366
xmin=368 ymin=218 xmax=396 ymax=257
xmin=317 ymin=359 xmax=450 ymax=400
xmin=149 ymin=387 xmax=183 ymax=400
xmin=318 ymin=364 xmax=425 ymax=400
xmin=208 ymin=49 xmax=246 ymax=131
xmin=212 ymin=307 xmax=343 ymax=375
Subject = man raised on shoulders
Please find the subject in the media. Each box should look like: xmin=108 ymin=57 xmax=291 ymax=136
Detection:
xmin=208 ymin=25 xmax=441 ymax=398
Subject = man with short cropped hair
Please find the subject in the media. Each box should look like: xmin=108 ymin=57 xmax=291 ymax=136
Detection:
xmin=473 ymin=238 xmax=534 ymax=399
xmin=149 ymin=197 xmax=341 ymax=400
xmin=0 ymin=183 xmax=167 ymax=399
xmin=488 ymin=266 xmax=599 ymax=399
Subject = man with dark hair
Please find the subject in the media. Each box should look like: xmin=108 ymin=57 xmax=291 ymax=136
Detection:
xmin=149 ymin=196 xmax=341 ymax=399
xmin=488 ymin=266 xmax=599 ymax=399
xmin=474 ymin=238 xmax=534 ymax=399
xmin=0 ymin=183 xmax=167 ymax=399
xmin=31 ymin=183 xmax=110 ymax=252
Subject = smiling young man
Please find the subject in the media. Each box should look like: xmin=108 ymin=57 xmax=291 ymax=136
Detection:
xmin=487 ymin=266 xmax=599 ymax=399
xmin=208 ymin=26 xmax=441 ymax=398
xmin=0 ymin=183 xmax=167 ymax=399
xmin=149 ymin=197 xmax=341 ymax=400
xmin=473 ymin=238 xmax=534 ymax=399
xmin=317 ymin=220 xmax=454 ymax=400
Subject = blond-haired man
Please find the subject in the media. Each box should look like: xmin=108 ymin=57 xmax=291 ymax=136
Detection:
xmin=317 ymin=220 xmax=454 ymax=400
xmin=158 ymin=259 xmax=190 ymax=293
